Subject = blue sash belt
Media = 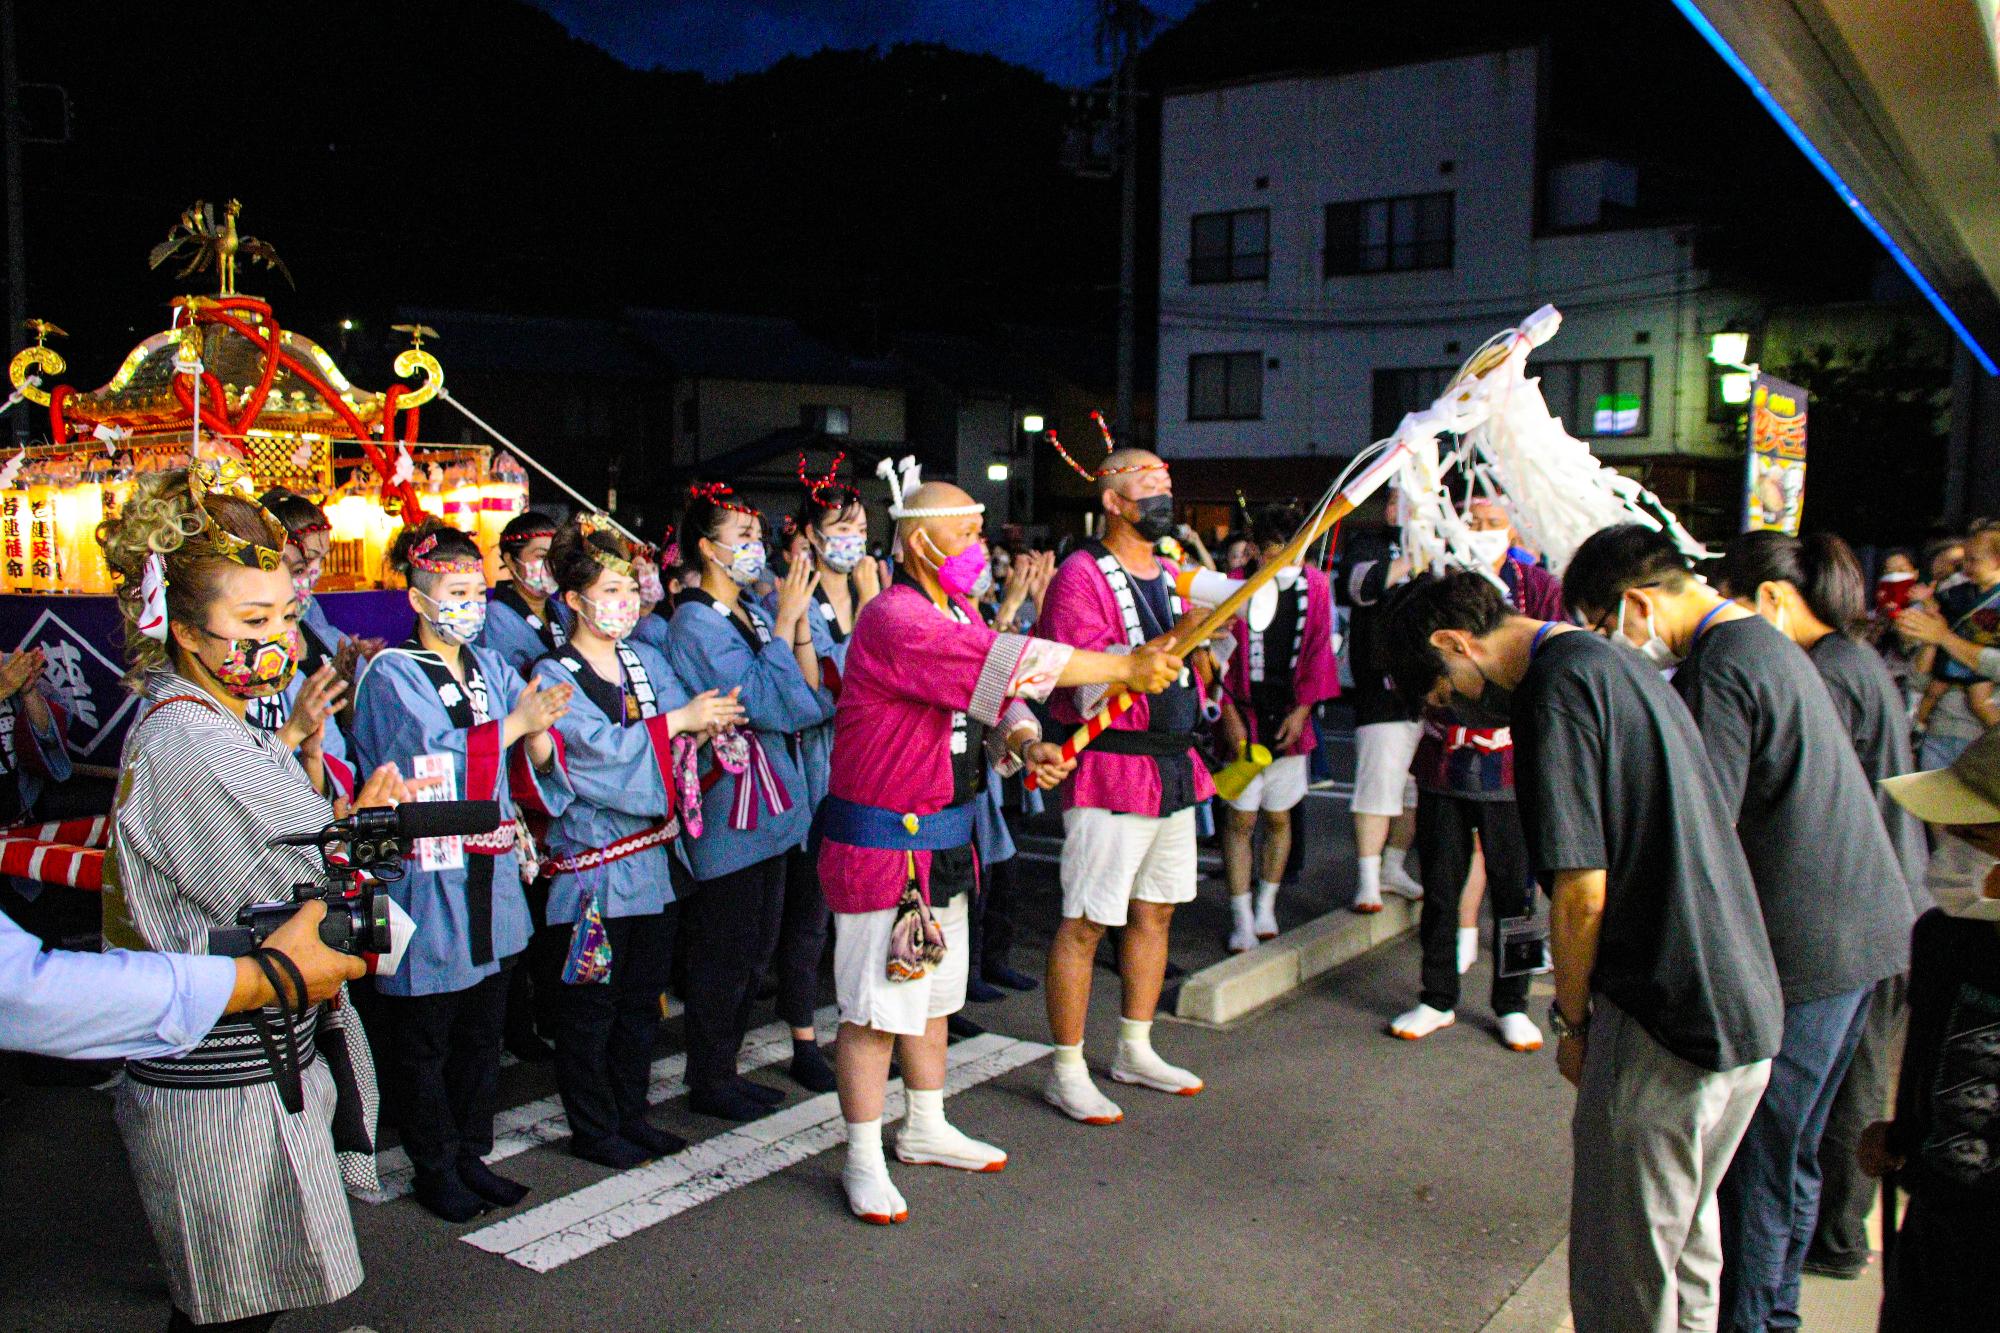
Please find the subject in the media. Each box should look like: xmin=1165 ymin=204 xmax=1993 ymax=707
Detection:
xmin=814 ymin=795 xmax=975 ymax=852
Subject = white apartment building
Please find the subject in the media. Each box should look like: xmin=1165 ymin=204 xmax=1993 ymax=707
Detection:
xmin=1155 ymin=46 xmax=1757 ymax=489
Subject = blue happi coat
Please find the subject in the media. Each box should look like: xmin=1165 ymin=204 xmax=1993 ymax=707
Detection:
xmin=533 ymin=639 xmax=693 ymax=923
xmin=483 ymin=583 xmax=571 ymax=679
xmin=630 ymin=611 xmax=671 ymax=654
xmin=352 ymin=642 xmax=573 ymax=996
xmin=665 ymin=591 xmax=831 ymax=880
xmin=244 ymin=668 xmax=356 ymax=799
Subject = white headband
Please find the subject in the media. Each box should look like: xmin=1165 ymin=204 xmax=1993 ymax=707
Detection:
xmin=877 ymin=455 xmax=984 ymax=519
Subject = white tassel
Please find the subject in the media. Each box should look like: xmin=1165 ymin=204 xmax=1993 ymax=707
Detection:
xmin=875 ymin=454 xmax=903 ymax=510
xmin=138 ymin=552 xmax=170 ymax=643
xmin=391 ymin=442 xmax=415 ymax=487
xmin=0 ymin=450 xmax=23 ymax=491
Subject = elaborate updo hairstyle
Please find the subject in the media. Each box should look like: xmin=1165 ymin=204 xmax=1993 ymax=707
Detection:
xmin=388 ymin=518 xmax=483 ymax=595
xmin=257 ymin=488 xmax=331 ymax=548
xmin=1716 ymin=529 xmax=1868 ymax=637
xmin=547 ymin=514 xmax=636 ymax=598
xmin=675 ymin=482 xmax=761 ymax=579
xmin=98 ymin=468 xmax=288 ymax=688
xmin=499 ymin=509 xmax=558 ymax=557
xmin=793 ymin=452 xmax=863 ymax=541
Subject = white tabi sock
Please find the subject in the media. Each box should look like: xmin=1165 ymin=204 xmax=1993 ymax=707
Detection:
xmin=1044 ymin=1043 xmax=1123 ymax=1124
xmin=1253 ymin=881 xmax=1281 ymax=937
xmin=842 ymin=1119 xmax=907 ymax=1224
xmin=1357 ymin=855 xmax=1382 ymax=898
xmin=1228 ymin=894 xmax=1258 ymax=952
xmin=1112 ymin=1018 xmax=1203 ymax=1094
xmin=897 ymin=1088 xmax=1006 ymax=1172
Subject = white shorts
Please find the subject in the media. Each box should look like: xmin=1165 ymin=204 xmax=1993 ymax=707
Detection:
xmin=1225 ymin=753 xmax=1311 ymax=814
xmin=833 ymin=892 xmax=970 ymax=1037
xmin=1350 ymin=720 xmax=1422 ymax=817
xmin=1059 ymin=807 xmax=1198 ymax=927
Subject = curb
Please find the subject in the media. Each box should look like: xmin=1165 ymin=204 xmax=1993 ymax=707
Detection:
xmin=1174 ymin=895 xmax=1420 ymax=1024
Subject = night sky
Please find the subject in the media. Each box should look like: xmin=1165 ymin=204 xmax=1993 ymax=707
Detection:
xmin=524 ymin=0 xmax=1204 ymax=84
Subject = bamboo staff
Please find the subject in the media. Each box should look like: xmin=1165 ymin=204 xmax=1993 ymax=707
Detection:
xmin=1026 ymin=321 xmax=1538 ymax=788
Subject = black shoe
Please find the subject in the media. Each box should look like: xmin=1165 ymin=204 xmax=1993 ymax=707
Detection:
xmin=689 ymin=1084 xmax=776 ymax=1122
xmin=947 ymin=1013 xmax=985 ymax=1039
xmin=505 ymin=1032 xmax=556 ymax=1064
xmin=457 ymin=1156 xmax=531 ymax=1207
xmin=412 ymin=1168 xmax=494 ymax=1223
xmin=620 ymin=1119 xmax=689 ymax=1158
xmin=984 ymin=963 xmax=1040 ymax=992
xmin=734 ymin=1075 xmax=786 ymax=1106
xmin=570 ymin=1133 xmax=654 ymax=1170
xmin=789 ymin=1041 xmax=838 ymax=1094
xmin=1800 ymin=1254 xmax=1865 ymax=1281
xmin=966 ymin=977 xmax=1007 ymax=1004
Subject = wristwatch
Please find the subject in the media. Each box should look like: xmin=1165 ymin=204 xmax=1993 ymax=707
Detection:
xmin=1547 ymin=1004 xmax=1590 ymax=1040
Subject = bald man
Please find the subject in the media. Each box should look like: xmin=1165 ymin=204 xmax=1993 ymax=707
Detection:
xmin=1037 ymin=449 xmax=1212 ymax=1124
xmin=818 ymin=475 xmax=1181 ymax=1223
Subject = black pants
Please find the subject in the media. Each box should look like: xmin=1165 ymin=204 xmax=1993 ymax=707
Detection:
xmin=773 ymin=848 xmax=830 ymax=1032
xmin=168 ymin=1309 xmax=278 ymax=1332
xmin=373 ymin=962 xmax=513 ymax=1180
xmin=553 ymin=904 xmax=678 ymax=1149
xmin=1415 ymin=790 xmax=1532 ymax=1015
xmin=506 ymin=877 xmax=565 ymax=1045
xmin=969 ymin=854 xmax=1019 ymax=974
xmin=1810 ymin=971 xmax=1906 ymax=1269
xmin=681 ymin=854 xmax=787 ymax=1092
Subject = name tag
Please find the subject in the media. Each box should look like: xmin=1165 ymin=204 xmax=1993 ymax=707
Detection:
xmin=412 ymin=752 xmax=465 ymax=873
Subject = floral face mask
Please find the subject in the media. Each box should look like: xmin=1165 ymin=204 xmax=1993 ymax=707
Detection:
xmin=194 ymin=625 xmax=303 ymax=700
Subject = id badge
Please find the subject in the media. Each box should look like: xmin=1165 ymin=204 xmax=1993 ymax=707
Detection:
xmin=412 ymin=752 xmax=465 ymax=873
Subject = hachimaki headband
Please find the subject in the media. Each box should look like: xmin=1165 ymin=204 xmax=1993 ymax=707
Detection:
xmin=408 ymin=530 xmax=483 ymax=576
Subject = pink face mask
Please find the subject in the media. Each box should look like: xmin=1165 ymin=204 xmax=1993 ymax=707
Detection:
xmin=924 ymin=533 xmax=988 ymax=597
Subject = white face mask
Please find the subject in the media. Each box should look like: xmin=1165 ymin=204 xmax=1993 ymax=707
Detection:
xmin=1466 ymin=529 xmax=1511 ymax=569
xmin=1616 ymin=595 xmax=1682 ymax=669
xmin=1928 ymin=833 xmax=2000 ymax=920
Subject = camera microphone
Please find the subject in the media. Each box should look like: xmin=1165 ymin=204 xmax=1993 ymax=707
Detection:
xmin=267 ymin=799 xmax=501 ymax=848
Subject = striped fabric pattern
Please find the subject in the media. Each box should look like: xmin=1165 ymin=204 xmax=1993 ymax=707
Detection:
xmin=108 ymin=672 xmax=367 ymax=1324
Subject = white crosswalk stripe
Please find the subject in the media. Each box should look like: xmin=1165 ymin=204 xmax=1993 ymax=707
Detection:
xmin=462 ymin=1033 xmax=1051 ymax=1272
xmin=360 ymin=1006 xmax=840 ymax=1204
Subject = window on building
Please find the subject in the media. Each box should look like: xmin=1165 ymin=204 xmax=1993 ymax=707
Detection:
xmin=1188 ymin=352 xmax=1264 ymax=421
xmin=1325 ymin=192 xmax=1454 ymax=276
xmin=1370 ymin=365 xmax=1459 ymax=442
xmin=1536 ymin=357 xmax=1651 ymax=437
xmin=1190 ymin=209 xmax=1271 ymax=283
xmin=802 ymin=404 xmax=852 ymax=436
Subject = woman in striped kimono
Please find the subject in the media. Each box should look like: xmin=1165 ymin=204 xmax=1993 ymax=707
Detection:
xmin=98 ymin=463 xmax=412 ymax=1331
xmin=532 ymin=515 xmax=742 ymax=1166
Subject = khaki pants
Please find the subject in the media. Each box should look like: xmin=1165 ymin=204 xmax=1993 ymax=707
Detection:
xmin=1569 ymin=999 xmax=1771 ymax=1333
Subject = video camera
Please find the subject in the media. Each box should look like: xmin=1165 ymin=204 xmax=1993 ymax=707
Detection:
xmin=207 ymin=800 xmax=501 ymax=976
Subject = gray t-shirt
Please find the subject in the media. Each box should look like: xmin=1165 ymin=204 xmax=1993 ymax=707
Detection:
xmin=1807 ymin=632 xmax=1931 ymax=919
xmin=1675 ymin=616 xmax=1913 ymax=1003
xmin=1514 ymin=631 xmax=1783 ymax=1072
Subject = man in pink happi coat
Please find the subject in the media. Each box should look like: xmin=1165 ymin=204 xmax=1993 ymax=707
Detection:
xmin=818 ymin=470 xmax=1181 ymax=1225
xmin=1037 ymin=447 xmax=1218 ymax=1124
xmin=1216 ymin=503 xmax=1342 ymax=952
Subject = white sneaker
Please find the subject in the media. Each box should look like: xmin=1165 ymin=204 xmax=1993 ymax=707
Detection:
xmin=1351 ymin=883 xmax=1384 ymax=915
xmin=1227 ymin=919 xmax=1259 ymax=954
xmin=1457 ymin=926 xmax=1479 ymax=975
xmin=1382 ymin=862 xmax=1425 ymax=901
xmin=1389 ymin=1003 xmax=1456 ymax=1040
xmin=1497 ymin=1012 xmax=1544 ymax=1052
xmin=842 ymin=1155 xmax=909 ymax=1225
xmin=896 ymin=1120 xmax=1008 ymax=1173
xmin=1044 ymin=1066 xmax=1124 ymax=1125
xmin=1111 ymin=1041 xmax=1205 ymax=1096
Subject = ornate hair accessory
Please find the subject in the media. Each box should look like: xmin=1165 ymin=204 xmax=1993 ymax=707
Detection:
xmin=499 ymin=523 xmax=556 ymax=552
xmin=577 ymin=512 xmax=635 ymax=578
xmin=186 ymin=457 xmax=284 ymax=571
xmin=876 ymin=455 xmax=983 ymax=520
xmin=137 ymin=552 xmax=170 ymax=642
xmin=799 ymin=451 xmax=862 ymax=514
xmin=1044 ymin=410 xmax=1168 ymax=482
xmin=688 ymin=481 xmax=759 ymax=520
xmin=408 ymin=531 xmax=482 ymax=575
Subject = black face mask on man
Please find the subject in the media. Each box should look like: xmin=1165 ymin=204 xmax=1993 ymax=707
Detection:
xmin=1125 ymin=494 xmax=1177 ymax=542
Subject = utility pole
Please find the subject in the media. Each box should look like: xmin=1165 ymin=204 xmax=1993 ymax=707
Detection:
xmin=2 ymin=0 xmax=24 ymax=444
xmin=1098 ymin=0 xmax=1153 ymax=445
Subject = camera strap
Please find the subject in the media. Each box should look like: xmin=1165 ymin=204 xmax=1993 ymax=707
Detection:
xmin=245 ymin=947 xmax=311 ymax=1115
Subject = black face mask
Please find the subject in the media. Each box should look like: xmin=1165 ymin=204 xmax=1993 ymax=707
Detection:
xmin=1448 ymin=670 xmax=1513 ymax=728
xmin=1127 ymin=494 xmax=1177 ymax=542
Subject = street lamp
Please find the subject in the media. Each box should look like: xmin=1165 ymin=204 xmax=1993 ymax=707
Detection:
xmin=1020 ymin=414 xmax=1045 ymax=434
xmin=987 ymin=463 xmax=1010 ymax=482
xmin=1708 ymin=330 xmax=1750 ymax=368
xmin=1719 ymin=371 xmax=1755 ymax=405
xmin=339 ymin=318 xmax=356 ymax=332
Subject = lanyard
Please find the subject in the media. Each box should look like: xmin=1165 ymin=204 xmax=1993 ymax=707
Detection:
xmin=1530 ymin=622 xmax=1559 ymax=659
xmin=1692 ymin=602 xmax=1730 ymax=644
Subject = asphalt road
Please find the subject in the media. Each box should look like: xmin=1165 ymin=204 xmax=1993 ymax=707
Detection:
xmin=0 ymin=720 xmax=1578 ymax=1331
